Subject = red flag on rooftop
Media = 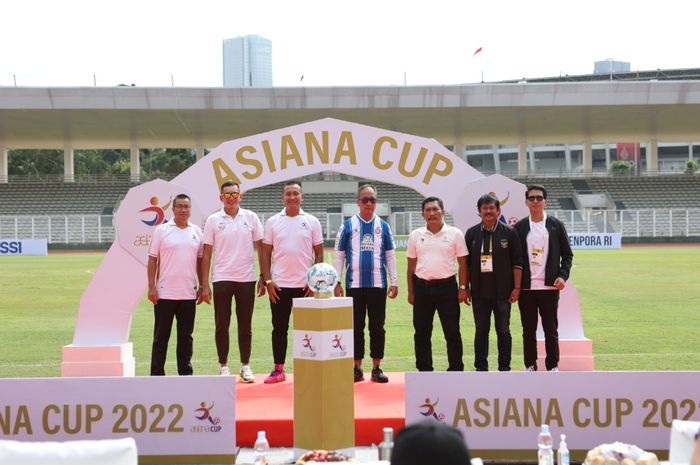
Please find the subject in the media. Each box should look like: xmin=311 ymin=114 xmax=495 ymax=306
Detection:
xmin=473 ymin=47 xmax=483 ymax=57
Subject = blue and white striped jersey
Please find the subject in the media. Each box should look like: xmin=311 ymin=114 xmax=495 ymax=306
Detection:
xmin=334 ymin=214 xmax=396 ymax=289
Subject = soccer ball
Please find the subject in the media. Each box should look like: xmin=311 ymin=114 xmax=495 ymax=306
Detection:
xmin=306 ymin=263 xmax=339 ymax=295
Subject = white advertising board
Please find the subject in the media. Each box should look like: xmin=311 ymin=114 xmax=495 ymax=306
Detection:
xmin=0 ymin=376 xmax=236 ymax=463
xmin=0 ymin=238 xmax=48 ymax=256
xmin=569 ymin=233 xmax=622 ymax=249
xmin=405 ymin=372 xmax=700 ymax=459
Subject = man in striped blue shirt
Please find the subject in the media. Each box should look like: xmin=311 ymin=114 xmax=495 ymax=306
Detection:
xmin=334 ymin=184 xmax=399 ymax=383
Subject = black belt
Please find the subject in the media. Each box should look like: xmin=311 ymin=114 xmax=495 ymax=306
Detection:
xmin=416 ymin=275 xmax=455 ymax=286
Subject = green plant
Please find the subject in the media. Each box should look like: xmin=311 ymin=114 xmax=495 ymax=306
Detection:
xmin=609 ymin=160 xmax=632 ymax=176
xmin=686 ymin=159 xmax=698 ymax=175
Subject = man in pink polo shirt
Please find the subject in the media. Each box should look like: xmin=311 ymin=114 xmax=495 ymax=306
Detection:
xmin=147 ymin=193 xmax=204 ymax=376
xmin=200 ymin=181 xmax=264 ymax=382
xmin=260 ymin=181 xmax=324 ymax=383
xmin=406 ymin=196 xmax=469 ymax=372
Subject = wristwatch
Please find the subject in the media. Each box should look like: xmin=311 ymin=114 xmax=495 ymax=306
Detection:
xmin=459 ymin=285 xmax=467 ymax=290
xmin=264 ymin=279 xmax=273 ymax=286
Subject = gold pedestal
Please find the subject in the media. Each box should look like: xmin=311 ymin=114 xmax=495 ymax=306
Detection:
xmin=292 ymin=297 xmax=354 ymax=452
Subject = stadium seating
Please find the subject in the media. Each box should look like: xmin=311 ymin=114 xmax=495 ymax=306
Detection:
xmin=586 ymin=176 xmax=700 ymax=209
xmin=513 ymin=175 xmax=700 ymax=210
xmin=2 ymin=175 xmax=695 ymax=218
xmin=0 ymin=180 xmax=131 ymax=216
xmin=1 ymin=175 xmax=697 ymax=242
xmin=243 ymin=180 xmax=426 ymax=214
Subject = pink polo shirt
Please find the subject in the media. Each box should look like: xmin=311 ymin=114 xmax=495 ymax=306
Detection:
xmin=407 ymin=223 xmax=468 ymax=280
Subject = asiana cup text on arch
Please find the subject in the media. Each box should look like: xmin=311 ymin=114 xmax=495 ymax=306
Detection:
xmin=209 ymin=131 xmax=455 ymax=188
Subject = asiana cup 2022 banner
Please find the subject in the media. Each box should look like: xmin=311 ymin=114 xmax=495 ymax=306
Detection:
xmin=405 ymin=371 xmax=700 ymax=459
xmin=0 ymin=376 xmax=236 ymax=462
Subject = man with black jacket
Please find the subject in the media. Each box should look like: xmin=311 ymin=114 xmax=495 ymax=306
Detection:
xmin=514 ymin=184 xmax=574 ymax=372
xmin=465 ymin=194 xmax=523 ymax=372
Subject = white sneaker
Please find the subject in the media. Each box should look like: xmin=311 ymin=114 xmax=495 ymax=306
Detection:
xmin=239 ymin=365 xmax=255 ymax=383
xmin=526 ymin=365 xmax=536 ymax=372
xmin=548 ymin=367 xmax=559 ymax=372
xmin=219 ymin=366 xmax=231 ymax=376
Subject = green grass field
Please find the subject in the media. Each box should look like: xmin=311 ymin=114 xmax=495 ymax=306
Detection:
xmin=1 ymin=247 xmax=699 ymax=378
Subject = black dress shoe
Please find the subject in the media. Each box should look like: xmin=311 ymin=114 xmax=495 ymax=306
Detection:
xmin=371 ymin=367 xmax=389 ymax=383
xmin=354 ymin=366 xmax=364 ymax=382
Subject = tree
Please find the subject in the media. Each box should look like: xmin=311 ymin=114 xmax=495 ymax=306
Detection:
xmin=8 ymin=148 xmax=194 ymax=178
xmin=8 ymin=149 xmax=63 ymax=176
xmin=75 ymin=149 xmax=130 ymax=176
xmin=686 ymin=159 xmax=698 ymax=175
xmin=75 ymin=150 xmax=110 ymax=175
xmin=140 ymin=148 xmax=196 ymax=178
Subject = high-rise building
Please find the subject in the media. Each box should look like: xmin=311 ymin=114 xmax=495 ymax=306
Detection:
xmin=223 ymin=35 xmax=272 ymax=87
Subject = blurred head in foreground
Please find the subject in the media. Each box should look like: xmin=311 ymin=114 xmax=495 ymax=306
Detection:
xmin=391 ymin=421 xmax=471 ymax=465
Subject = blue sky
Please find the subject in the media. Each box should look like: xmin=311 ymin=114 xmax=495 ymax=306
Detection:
xmin=2 ymin=0 xmax=697 ymax=88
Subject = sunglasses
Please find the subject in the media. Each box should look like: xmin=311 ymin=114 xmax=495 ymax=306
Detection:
xmin=222 ymin=192 xmax=241 ymax=199
xmin=359 ymin=197 xmax=377 ymax=204
xmin=527 ymin=195 xmax=545 ymax=202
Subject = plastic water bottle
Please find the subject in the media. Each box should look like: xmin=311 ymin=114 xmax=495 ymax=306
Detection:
xmin=557 ymin=434 xmax=570 ymax=465
xmin=537 ymin=424 xmax=553 ymax=465
xmin=378 ymin=427 xmax=394 ymax=461
xmin=254 ymin=430 xmax=270 ymax=465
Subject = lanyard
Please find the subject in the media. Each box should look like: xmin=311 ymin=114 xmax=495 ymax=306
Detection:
xmin=482 ymin=229 xmax=494 ymax=255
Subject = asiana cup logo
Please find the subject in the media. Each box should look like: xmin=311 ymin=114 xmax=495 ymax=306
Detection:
xmin=130 ymin=195 xmax=170 ymax=248
xmin=418 ymin=397 xmax=446 ymax=422
xmin=116 ymin=178 xmax=199 ymax=266
xmin=191 ymin=401 xmax=222 ymax=433
xmin=330 ymin=333 xmax=347 ymax=358
xmin=138 ymin=196 xmax=171 ymax=226
xmin=300 ymin=333 xmax=317 ymax=358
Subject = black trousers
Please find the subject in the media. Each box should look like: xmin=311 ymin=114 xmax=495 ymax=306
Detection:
xmin=412 ymin=276 xmax=463 ymax=372
xmin=150 ymin=299 xmax=196 ymax=376
xmin=518 ymin=289 xmax=560 ymax=370
xmin=472 ymin=297 xmax=512 ymax=371
xmin=213 ymin=281 xmax=256 ymax=366
xmin=269 ymin=287 xmax=306 ymax=365
xmin=347 ymin=287 xmax=387 ymax=361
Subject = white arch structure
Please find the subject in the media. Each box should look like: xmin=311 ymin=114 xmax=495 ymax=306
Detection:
xmin=60 ymin=118 xmax=592 ymax=376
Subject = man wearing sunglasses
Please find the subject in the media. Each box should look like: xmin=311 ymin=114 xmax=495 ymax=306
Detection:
xmin=334 ymin=184 xmax=399 ymax=383
xmin=514 ymin=184 xmax=574 ymax=372
xmin=200 ymin=181 xmax=264 ymax=382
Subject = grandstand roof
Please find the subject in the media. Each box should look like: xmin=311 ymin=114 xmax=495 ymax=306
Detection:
xmin=3 ymin=80 xmax=700 ymax=149
xmin=500 ymin=67 xmax=700 ymax=83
